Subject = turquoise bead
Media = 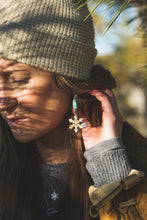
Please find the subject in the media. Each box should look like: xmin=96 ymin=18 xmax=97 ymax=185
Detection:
xmin=73 ymin=98 xmax=77 ymax=110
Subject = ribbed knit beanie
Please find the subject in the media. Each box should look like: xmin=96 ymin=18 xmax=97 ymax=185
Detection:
xmin=0 ymin=0 xmax=97 ymax=80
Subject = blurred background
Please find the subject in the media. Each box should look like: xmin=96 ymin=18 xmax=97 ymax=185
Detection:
xmin=87 ymin=0 xmax=147 ymax=137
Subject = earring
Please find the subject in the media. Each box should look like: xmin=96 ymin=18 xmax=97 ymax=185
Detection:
xmin=69 ymin=95 xmax=88 ymax=133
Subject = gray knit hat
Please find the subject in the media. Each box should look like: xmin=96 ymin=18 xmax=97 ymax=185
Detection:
xmin=0 ymin=0 xmax=97 ymax=80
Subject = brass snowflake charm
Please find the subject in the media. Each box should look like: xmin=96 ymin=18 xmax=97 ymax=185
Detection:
xmin=69 ymin=114 xmax=84 ymax=133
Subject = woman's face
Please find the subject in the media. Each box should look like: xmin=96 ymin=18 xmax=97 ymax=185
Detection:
xmin=0 ymin=59 xmax=71 ymax=143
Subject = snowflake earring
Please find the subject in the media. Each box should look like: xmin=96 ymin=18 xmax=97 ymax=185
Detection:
xmin=69 ymin=95 xmax=88 ymax=133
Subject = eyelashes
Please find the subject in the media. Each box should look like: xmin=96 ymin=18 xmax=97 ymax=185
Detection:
xmin=11 ymin=77 xmax=30 ymax=85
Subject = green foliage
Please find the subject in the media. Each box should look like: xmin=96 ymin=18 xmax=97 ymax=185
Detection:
xmin=76 ymin=0 xmax=132 ymax=34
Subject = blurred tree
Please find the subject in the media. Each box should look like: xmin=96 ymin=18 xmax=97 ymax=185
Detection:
xmin=95 ymin=36 xmax=147 ymax=136
xmin=89 ymin=0 xmax=147 ymax=85
xmin=77 ymin=1 xmax=147 ymax=135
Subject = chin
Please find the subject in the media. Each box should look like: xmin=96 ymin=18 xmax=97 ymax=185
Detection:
xmin=13 ymin=133 xmax=37 ymax=143
xmin=13 ymin=130 xmax=49 ymax=143
xmin=14 ymin=137 xmax=33 ymax=143
xmin=11 ymin=125 xmax=55 ymax=143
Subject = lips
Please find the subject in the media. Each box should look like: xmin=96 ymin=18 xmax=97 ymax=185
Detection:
xmin=7 ymin=117 xmax=27 ymax=126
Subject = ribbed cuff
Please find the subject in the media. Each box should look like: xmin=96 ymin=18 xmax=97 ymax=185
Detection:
xmin=84 ymin=137 xmax=125 ymax=160
xmin=84 ymin=138 xmax=131 ymax=187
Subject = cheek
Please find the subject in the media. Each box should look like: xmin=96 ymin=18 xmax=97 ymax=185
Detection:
xmin=12 ymin=92 xmax=71 ymax=143
xmin=41 ymin=92 xmax=71 ymax=128
xmin=10 ymin=109 xmax=68 ymax=143
xmin=19 ymin=91 xmax=70 ymax=121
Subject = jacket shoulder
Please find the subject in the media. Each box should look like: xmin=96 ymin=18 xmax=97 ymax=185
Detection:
xmin=121 ymin=122 xmax=147 ymax=176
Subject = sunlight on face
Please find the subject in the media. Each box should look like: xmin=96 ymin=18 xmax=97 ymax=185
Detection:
xmin=0 ymin=59 xmax=71 ymax=143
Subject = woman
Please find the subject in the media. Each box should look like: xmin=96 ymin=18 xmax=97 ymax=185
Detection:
xmin=0 ymin=0 xmax=147 ymax=220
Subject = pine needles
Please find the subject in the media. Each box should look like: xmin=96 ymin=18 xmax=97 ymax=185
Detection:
xmin=76 ymin=0 xmax=132 ymax=34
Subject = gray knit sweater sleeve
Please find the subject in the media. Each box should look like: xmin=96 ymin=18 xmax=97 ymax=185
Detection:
xmin=84 ymin=137 xmax=131 ymax=187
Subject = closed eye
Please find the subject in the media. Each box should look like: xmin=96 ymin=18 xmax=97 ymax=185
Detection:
xmin=12 ymin=78 xmax=29 ymax=84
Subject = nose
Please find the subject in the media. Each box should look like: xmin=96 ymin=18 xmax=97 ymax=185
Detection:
xmin=0 ymin=77 xmax=18 ymax=112
xmin=0 ymin=87 xmax=18 ymax=112
xmin=0 ymin=97 xmax=18 ymax=112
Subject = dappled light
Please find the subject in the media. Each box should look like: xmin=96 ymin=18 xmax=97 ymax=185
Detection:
xmin=0 ymin=60 xmax=71 ymax=144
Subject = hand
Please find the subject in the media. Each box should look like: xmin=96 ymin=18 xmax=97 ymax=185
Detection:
xmin=81 ymin=89 xmax=123 ymax=150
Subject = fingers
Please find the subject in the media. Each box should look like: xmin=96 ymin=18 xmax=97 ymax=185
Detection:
xmin=90 ymin=89 xmax=123 ymax=136
xmin=104 ymin=89 xmax=120 ymax=114
xmin=90 ymin=89 xmax=121 ymax=118
xmin=80 ymin=89 xmax=123 ymax=149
